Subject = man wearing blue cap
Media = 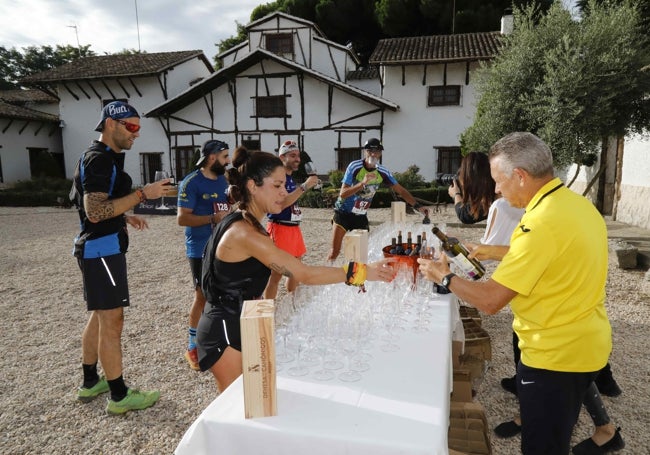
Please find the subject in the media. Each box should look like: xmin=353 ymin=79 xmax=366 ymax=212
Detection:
xmin=177 ymin=139 xmax=232 ymax=371
xmin=71 ymin=101 xmax=169 ymax=414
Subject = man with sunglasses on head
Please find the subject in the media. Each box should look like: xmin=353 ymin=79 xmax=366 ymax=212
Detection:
xmin=177 ymin=139 xmax=232 ymax=370
xmin=71 ymin=101 xmax=169 ymax=415
xmin=327 ymin=138 xmax=425 ymax=261
xmin=263 ymin=140 xmax=320 ymax=299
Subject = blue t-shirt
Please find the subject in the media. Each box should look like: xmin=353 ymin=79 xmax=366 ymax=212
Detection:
xmin=334 ymin=160 xmax=398 ymax=215
xmin=177 ymin=169 xmax=230 ymax=258
xmin=267 ymin=173 xmax=302 ymax=223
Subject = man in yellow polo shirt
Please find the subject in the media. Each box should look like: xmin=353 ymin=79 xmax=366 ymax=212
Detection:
xmin=418 ymin=132 xmax=612 ymax=454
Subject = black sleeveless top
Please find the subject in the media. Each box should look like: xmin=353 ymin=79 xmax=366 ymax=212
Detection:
xmin=205 ymin=211 xmax=271 ymax=318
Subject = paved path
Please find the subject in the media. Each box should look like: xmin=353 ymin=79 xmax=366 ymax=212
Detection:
xmin=605 ymin=218 xmax=650 ymax=270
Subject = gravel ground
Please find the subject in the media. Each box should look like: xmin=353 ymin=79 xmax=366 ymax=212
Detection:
xmin=0 ymin=205 xmax=647 ymax=454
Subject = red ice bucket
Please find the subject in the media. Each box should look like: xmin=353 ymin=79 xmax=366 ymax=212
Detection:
xmin=382 ymin=244 xmax=419 ymax=282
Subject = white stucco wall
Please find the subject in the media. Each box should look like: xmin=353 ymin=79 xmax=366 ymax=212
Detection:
xmin=564 ymin=133 xmax=650 ymax=229
xmin=0 ymin=119 xmax=63 ymax=185
xmin=59 ymin=58 xmax=212 ymax=186
xmin=165 ymin=59 xmax=387 ymax=176
xmin=379 ymin=62 xmax=481 ymax=181
xmin=614 ymin=133 xmax=650 ymax=228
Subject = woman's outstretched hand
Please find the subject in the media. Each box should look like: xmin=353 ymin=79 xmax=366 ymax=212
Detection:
xmin=366 ymin=258 xmax=397 ymax=282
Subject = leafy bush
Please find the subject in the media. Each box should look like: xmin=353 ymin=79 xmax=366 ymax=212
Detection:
xmin=328 ymin=170 xmax=344 ymax=188
xmin=0 ymin=177 xmax=73 ymax=207
xmin=392 ymin=165 xmax=428 ymax=189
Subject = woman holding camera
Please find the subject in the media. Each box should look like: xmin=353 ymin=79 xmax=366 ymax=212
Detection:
xmin=448 ymin=151 xmax=496 ymax=224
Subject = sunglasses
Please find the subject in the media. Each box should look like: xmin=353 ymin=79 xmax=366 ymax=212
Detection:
xmin=115 ymin=119 xmax=141 ymax=133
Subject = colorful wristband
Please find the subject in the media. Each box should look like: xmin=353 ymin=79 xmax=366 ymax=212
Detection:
xmin=135 ymin=189 xmax=146 ymax=203
xmin=342 ymin=261 xmax=367 ymax=287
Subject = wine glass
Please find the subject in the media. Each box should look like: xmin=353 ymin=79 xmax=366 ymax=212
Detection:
xmin=154 ymin=170 xmax=169 ymax=209
xmin=304 ymin=162 xmax=321 ymax=189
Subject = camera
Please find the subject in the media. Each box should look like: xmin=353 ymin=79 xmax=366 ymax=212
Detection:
xmin=436 ymin=173 xmax=458 ymax=187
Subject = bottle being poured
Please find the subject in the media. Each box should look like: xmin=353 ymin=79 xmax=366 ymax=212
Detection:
xmin=431 ymin=226 xmax=485 ymax=280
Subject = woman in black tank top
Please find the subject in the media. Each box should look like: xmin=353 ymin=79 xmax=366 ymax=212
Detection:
xmin=196 ymin=147 xmax=397 ymax=392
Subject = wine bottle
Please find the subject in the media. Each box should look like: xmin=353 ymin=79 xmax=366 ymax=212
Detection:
xmin=431 ymin=226 xmax=485 ymax=280
xmin=389 ymin=237 xmax=397 ymax=254
xmin=404 ymin=231 xmax=413 ymax=255
xmin=395 ymin=230 xmax=404 ymax=255
xmin=410 ymin=234 xmax=422 ymax=256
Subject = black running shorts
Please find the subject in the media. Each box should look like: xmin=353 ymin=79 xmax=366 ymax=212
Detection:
xmin=77 ymin=253 xmax=129 ymax=311
xmin=332 ymin=210 xmax=370 ymax=232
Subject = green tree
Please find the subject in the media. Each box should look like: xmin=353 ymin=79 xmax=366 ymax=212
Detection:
xmin=462 ymin=1 xmax=649 ymax=171
xmin=0 ymin=44 xmax=95 ymax=89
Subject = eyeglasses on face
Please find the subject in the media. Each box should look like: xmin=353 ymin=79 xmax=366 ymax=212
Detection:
xmin=365 ymin=148 xmax=382 ymax=154
xmin=115 ymin=119 xmax=141 ymax=133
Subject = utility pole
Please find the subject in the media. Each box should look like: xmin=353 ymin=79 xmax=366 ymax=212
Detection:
xmin=452 ymin=0 xmax=456 ymax=34
xmin=67 ymin=24 xmax=81 ymax=57
xmin=135 ymin=0 xmax=142 ymax=52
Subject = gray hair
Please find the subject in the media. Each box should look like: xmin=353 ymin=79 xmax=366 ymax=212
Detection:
xmin=489 ymin=132 xmax=554 ymax=178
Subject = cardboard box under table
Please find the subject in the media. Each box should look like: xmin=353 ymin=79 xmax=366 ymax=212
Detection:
xmin=448 ymin=401 xmax=492 ymax=455
xmin=240 ymin=299 xmax=277 ymax=419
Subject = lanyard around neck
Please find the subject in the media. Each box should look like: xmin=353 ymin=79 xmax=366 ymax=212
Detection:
xmin=528 ymin=182 xmax=563 ymax=213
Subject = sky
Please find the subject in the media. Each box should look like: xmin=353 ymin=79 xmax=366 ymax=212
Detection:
xmin=1 ymin=0 xmax=579 ymax=61
xmin=0 ymin=0 xmax=265 ymax=60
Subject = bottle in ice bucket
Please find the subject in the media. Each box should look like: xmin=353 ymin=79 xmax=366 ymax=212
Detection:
xmin=404 ymin=231 xmax=413 ymax=255
xmin=389 ymin=237 xmax=397 ymax=254
xmin=431 ymin=226 xmax=485 ymax=280
xmin=395 ymin=230 xmax=404 ymax=255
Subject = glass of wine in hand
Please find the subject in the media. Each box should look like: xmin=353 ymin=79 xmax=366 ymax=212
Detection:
xmin=304 ymin=162 xmax=321 ymax=189
xmin=154 ymin=170 xmax=170 ymax=209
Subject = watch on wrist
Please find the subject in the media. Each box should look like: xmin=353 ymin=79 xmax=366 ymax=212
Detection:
xmin=441 ymin=272 xmax=456 ymax=288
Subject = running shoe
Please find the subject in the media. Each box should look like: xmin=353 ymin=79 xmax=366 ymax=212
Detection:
xmin=185 ymin=348 xmax=200 ymax=371
xmin=77 ymin=376 xmax=109 ymax=403
xmin=106 ymin=388 xmax=160 ymax=415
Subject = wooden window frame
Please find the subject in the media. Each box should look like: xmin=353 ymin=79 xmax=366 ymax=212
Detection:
xmin=255 ymin=95 xmax=288 ymax=118
xmin=427 ymin=85 xmax=461 ymax=107
xmin=266 ymin=33 xmax=293 ymax=55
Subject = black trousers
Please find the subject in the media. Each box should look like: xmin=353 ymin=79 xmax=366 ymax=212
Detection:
xmin=517 ymin=362 xmax=598 ymax=454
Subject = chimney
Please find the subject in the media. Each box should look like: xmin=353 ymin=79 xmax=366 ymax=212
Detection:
xmin=500 ymin=8 xmax=514 ymax=35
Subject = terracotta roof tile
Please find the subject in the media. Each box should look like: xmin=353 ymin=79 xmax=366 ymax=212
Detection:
xmin=21 ymin=50 xmax=210 ymax=84
xmin=0 ymin=89 xmax=58 ymax=104
xmin=0 ymin=100 xmax=59 ymax=122
xmin=347 ymin=67 xmax=379 ymax=81
xmin=369 ymin=32 xmax=502 ymax=65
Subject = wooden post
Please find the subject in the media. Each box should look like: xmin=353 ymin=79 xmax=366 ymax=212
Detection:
xmin=343 ymin=229 xmax=368 ymax=263
xmin=240 ymin=299 xmax=277 ymax=418
xmin=391 ymin=201 xmax=406 ymax=223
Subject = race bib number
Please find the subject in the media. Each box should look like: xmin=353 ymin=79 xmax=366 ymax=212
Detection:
xmin=291 ymin=205 xmax=302 ymax=222
xmin=351 ymin=199 xmax=371 ymax=215
xmin=213 ymin=202 xmax=231 ymax=213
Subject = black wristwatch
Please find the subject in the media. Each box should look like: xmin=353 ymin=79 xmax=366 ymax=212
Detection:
xmin=441 ymin=273 xmax=456 ymax=288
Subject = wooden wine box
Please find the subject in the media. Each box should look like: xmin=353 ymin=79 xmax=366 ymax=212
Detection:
xmin=391 ymin=201 xmax=406 ymax=222
xmin=240 ymin=299 xmax=277 ymax=419
xmin=343 ymin=229 xmax=368 ymax=262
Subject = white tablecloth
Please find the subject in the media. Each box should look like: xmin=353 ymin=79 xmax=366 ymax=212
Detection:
xmin=175 ymin=294 xmax=457 ymax=455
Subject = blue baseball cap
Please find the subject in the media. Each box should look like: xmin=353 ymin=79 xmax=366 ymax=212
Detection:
xmin=95 ymin=101 xmax=140 ymax=132
xmin=196 ymin=139 xmax=229 ymax=166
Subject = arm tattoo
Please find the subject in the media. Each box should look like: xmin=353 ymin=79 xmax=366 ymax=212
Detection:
xmin=269 ymin=262 xmax=293 ymax=278
xmin=85 ymin=192 xmax=115 ymax=221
